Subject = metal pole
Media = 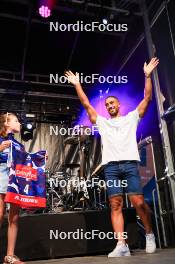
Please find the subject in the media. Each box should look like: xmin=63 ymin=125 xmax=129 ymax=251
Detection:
xmin=165 ymin=1 xmax=175 ymax=57
xmin=140 ymin=0 xmax=175 ymax=222
xmin=151 ymin=142 xmax=167 ymax=247
xmin=67 ymin=32 xmax=80 ymax=69
xmin=152 ymin=188 xmax=161 ymax=248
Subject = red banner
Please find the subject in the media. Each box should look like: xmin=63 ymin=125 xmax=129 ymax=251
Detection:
xmin=5 ymin=192 xmax=46 ymax=208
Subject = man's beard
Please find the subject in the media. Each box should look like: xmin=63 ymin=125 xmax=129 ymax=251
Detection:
xmin=109 ymin=108 xmax=119 ymax=117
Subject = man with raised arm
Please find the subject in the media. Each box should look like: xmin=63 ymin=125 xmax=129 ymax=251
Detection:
xmin=65 ymin=57 xmax=159 ymax=257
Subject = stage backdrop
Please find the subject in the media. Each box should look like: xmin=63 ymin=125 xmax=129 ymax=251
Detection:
xmin=15 ymin=123 xmax=102 ymax=177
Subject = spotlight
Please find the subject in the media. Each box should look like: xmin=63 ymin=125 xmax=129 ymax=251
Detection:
xmin=21 ymin=122 xmax=36 ymax=141
xmin=102 ymin=18 xmax=108 ymax=25
xmin=26 ymin=123 xmax=33 ymax=130
xmin=39 ymin=5 xmax=51 ymax=18
xmin=105 ymin=87 xmax=109 ymax=94
xmin=38 ymin=0 xmax=55 ymax=18
xmin=99 ymin=89 xmax=103 ymax=98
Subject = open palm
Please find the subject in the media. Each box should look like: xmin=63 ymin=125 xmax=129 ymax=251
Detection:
xmin=64 ymin=71 xmax=79 ymax=85
xmin=144 ymin=57 xmax=159 ymax=77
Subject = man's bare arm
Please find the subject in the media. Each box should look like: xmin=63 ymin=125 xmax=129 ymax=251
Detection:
xmin=65 ymin=71 xmax=98 ymax=124
xmin=137 ymin=57 xmax=159 ymax=118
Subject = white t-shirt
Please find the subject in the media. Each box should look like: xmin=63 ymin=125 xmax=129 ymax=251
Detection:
xmin=96 ymin=109 xmax=140 ymax=165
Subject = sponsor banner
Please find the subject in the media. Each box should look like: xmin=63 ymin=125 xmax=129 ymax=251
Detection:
xmin=5 ymin=142 xmax=47 ymax=209
xmin=5 ymin=192 xmax=46 ymax=208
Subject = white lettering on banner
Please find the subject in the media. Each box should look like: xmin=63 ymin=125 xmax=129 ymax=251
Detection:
xmin=14 ymin=195 xmax=38 ymax=204
xmin=14 ymin=195 xmax=19 ymax=200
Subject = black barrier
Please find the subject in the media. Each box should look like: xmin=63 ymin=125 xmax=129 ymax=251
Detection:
xmin=0 ymin=209 xmax=138 ymax=262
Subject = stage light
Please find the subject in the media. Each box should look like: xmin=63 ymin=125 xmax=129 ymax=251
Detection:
xmin=21 ymin=122 xmax=36 ymax=141
xmin=105 ymin=88 xmax=109 ymax=94
xmin=38 ymin=0 xmax=55 ymax=18
xmin=26 ymin=123 xmax=33 ymax=130
xmin=39 ymin=5 xmax=51 ymax=18
xmin=99 ymin=89 xmax=103 ymax=99
xmin=102 ymin=18 xmax=108 ymax=25
xmin=26 ymin=114 xmax=36 ymax=118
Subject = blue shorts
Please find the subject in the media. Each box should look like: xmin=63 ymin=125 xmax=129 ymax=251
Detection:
xmin=0 ymin=163 xmax=9 ymax=194
xmin=104 ymin=161 xmax=143 ymax=198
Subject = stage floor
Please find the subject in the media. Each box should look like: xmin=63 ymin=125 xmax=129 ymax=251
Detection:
xmin=26 ymin=248 xmax=175 ymax=264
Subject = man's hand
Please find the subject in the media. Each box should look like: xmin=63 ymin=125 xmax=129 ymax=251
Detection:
xmin=0 ymin=140 xmax=11 ymax=152
xmin=143 ymin=57 xmax=159 ymax=77
xmin=64 ymin=71 xmax=80 ymax=85
xmin=137 ymin=57 xmax=159 ymax=118
xmin=64 ymin=70 xmax=98 ymax=124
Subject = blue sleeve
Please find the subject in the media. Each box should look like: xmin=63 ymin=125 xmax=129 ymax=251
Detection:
xmin=0 ymin=137 xmax=4 ymax=144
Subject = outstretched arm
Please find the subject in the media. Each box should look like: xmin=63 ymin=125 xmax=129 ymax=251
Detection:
xmin=137 ymin=57 xmax=159 ymax=118
xmin=64 ymin=71 xmax=98 ymax=124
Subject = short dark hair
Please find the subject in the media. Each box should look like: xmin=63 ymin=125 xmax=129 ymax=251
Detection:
xmin=105 ymin=95 xmax=120 ymax=103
